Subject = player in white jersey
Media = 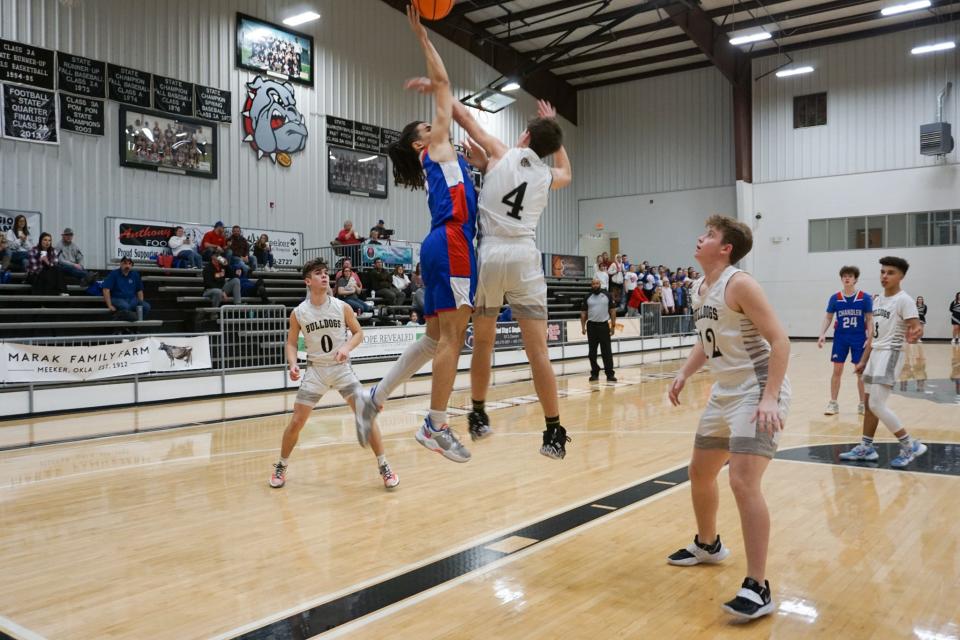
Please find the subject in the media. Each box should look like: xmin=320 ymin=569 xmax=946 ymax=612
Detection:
xmin=667 ymin=215 xmax=791 ymax=621
xmin=269 ymin=259 xmax=399 ymax=490
xmin=839 ymin=256 xmax=926 ymax=468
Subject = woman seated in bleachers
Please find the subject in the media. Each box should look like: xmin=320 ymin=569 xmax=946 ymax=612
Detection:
xmin=25 ymin=233 xmax=67 ymax=296
xmin=253 ymin=234 xmax=276 ymax=271
xmin=392 ymin=264 xmax=411 ymax=301
xmin=167 ymin=226 xmax=203 ymax=269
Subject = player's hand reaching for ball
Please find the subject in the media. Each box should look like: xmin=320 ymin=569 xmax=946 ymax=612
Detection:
xmin=462 ymin=138 xmax=488 ymax=172
xmin=668 ymin=373 xmax=686 ymax=406
xmin=406 ymin=4 xmax=428 ymax=40
xmin=288 ymin=363 xmax=301 ymax=381
xmin=751 ymin=396 xmax=784 ymax=434
xmin=335 ymin=346 xmax=350 ymax=364
xmin=537 ymin=99 xmax=557 ymax=120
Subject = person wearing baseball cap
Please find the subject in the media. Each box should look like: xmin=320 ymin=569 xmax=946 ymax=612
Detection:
xmin=55 ymin=227 xmax=94 ymax=285
xmin=103 ymin=255 xmax=151 ymax=319
xmin=201 ymin=221 xmax=227 ymax=261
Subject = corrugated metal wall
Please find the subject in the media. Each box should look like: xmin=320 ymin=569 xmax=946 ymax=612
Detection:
xmin=0 ymin=0 xmax=579 ymax=266
xmin=575 ymin=66 xmax=735 ymax=201
xmin=753 ymin=23 xmax=960 ymax=183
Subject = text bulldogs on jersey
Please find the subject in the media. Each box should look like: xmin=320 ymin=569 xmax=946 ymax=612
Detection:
xmin=303 ymin=318 xmax=342 ymax=333
xmin=694 ymin=305 xmax=719 ymax=321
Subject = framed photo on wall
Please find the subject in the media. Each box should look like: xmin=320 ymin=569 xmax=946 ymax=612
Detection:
xmin=327 ymin=145 xmax=388 ymax=199
xmin=236 ymin=13 xmax=314 ymax=87
xmin=119 ymin=107 xmax=218 ymax=179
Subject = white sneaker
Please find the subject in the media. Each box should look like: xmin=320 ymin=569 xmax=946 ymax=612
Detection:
xmin=667 ymin=535 xmax=730 ymax=566
xmin=857 ymin=402 xmax=865 ymax=416
xmin=824 ymin=401 xmax=839 ymax=415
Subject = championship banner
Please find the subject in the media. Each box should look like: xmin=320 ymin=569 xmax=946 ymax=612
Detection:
xmin=1 ymin=83 xmax=58 ymax=144
xmin=106 ymin=216 xmax=304 ymax=266
xmin=0 ymin=208 xmax=42 ymax=240
xmin=360 ymin=243 xmax=414 ymax=267
xmin=547 ymin=253 xmax=586 ymax=278
xmin=0 ymin=336 xmax=212 ymax=382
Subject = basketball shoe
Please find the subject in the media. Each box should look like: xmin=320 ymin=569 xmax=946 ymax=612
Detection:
xmin=890 ymin=439 xmax=927 ymax=468
xmin=722 ymin=577 xmax=774 ymax=619
xmin=467 ymin=410 xmax=492 ymax=441
xmin=539 ymin=424 xmax=571 ymax=460
xmin=667 ymin=535 xmax=730 ymax=566
xmin=824 ymin=401 xmax=839 ymax=415
xmin=380 ymin=462 xmax=399 ymax=489
xmin=415 ymin=416 xmax=471 ymax=463
xmin=269 ymin=461 xmax=287 ymax=488
xmin=354 ymin=385 xmax=380 ymax=448
xmin=838 ymin=443 xmax=879 ymax=461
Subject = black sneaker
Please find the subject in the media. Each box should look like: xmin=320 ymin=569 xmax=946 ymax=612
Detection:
xmin=539 ymin=425 xmax=571 ymax=460
xmin=667 ymin=535 xmax=730 ymax=566
xmin=467 ymin=410 xmax=492 ymax=441
xmin=606 ymin=375 xmax=618 ymax=382
xmin=722 ymin=577 xmax=774 ymax=620
xmin=588 ymin=375 xmax=599 ymax=382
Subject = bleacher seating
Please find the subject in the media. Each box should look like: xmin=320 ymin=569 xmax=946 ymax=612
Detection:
xmin=0 ymin=263 xmax=596 ymax=338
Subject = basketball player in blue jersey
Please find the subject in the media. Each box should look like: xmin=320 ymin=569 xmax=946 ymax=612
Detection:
xmin=357 ymin=5 xmax=476 ymax=463
xmin=817 ymin=265 xmax=873 ymax=416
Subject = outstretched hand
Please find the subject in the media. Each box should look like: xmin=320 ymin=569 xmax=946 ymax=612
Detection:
xmin=406 ymin=4 xmax=428 ymax=40
xmin=462 ymin=138 xmax=488 ymax=172
xmin=537 ymin=99 xmax=557 ymax=119
xmin=404 ymin=76 xmax=433 ymax=94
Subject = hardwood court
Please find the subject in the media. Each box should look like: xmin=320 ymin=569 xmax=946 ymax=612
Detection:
xmin=0 ymin=343 xmax=958 ymax=639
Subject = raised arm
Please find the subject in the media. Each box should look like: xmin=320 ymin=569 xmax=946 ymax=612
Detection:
xmin=535 ymin=100 xmax=572 ymax=190
xmin=406 ymin=5 xmax=454 ymax=162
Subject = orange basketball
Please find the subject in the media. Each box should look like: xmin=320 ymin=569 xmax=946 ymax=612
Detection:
xmin=412 ymin=0 xmax=456 ymax=21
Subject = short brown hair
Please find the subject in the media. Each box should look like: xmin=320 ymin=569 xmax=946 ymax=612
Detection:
xmin=839 ymin=265 xmax=860 ymax=279
xmin=705 ymin=214 xmax=752 ymax=264
xmin=879 ymin=256 xmax=909 ymax=275
xmin=526 ymin=117 xmax=563 ymax=158
xmin=301 ymin=258 xmax=327 ymax=279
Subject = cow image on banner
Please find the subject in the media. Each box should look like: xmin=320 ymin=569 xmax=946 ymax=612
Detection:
xmin=241 ymin=75 xmax=307 ymax=166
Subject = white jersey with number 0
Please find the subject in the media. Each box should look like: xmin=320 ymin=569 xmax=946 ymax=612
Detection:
xmin=870 ymin=290 xmax=918 ymax=352
xmin=478 ymin=147 xmax=551 ymax=239
xmin=294 ymin=296 xmax=349 ymax=366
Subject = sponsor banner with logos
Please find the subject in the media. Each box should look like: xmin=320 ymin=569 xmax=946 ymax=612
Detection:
xmin=299 ymin=325 xmax=427 ymax=361
xmin=106 ymin=216 xmax=303 ymax=266
xmin=546 ymin=253 xmax=586 ymax=278
xmin=0 ymin=336 xmax=211 ymax=383
xmin=359 ymin=242 xmax=415 ymax=267
xmin=465 ymin=321 xmax=565 ymax=350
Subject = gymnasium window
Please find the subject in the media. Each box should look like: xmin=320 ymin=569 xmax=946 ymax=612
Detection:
xmin=808 ymin=210 xmax=960 ymax=251
xmin=793 ymin=92 xmax=827 ymax=128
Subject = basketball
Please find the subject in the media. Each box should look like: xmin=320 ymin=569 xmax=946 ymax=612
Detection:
xmin=412 ymin=0 xmax=456 ymax=21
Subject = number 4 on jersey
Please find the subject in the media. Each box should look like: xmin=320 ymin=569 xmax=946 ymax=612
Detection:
xmin=502 ymin=182 xmax=528 ymax=220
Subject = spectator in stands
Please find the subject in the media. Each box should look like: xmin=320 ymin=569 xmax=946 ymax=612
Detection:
xmin=368 ymin=258 xmax=401 ymax=305
xmin=336 ymin=265 xmax=373 ymax=315
xmin=621 ymin=265 xmax=639 ymax=313
xmin=253 ymin=234 xmax=276 ymax=271
xmin=371 ymin=219 xmax=388 ymax=238
xmin=103 ymin=256 xmax=151 ymax=318
xmin=607 ymin=254 xmax=625 ymax=306
xmin=168 ymin=226 xmax=203 ymax=269
xmin=54 ymin=228 xmax=93 ymax=285
xmin=5 ymin=214 xmax=31 ymax=271
xmin=26 ymin=232 xmax=68 ymax=296
xmin=406 ymin=310 xmax=420 ymax=326
xmin=642 ymin=266 xmax=657 ymax=299
xmin=660 ymin=278 xmax=675 ymax=315
xmin=411 ymin=262 xmax=424 ymax=292
xmin=392 ymin=264 xmax=411 ymax=299
xmin=200 ymin=221 xmax=227 ymax=260
xmin=621 ymin=254 xmax=632 ymax=271
xmin=227 ymin=225 xmax=256 ymax=275
xmin=202 ymin=254 xmax=241 ymax=307
xmin=336 ymin=220 xmax=362 ymax=245
xmin=672 ymin=280 xmax=687 ymax=315
xmin=626 ymin=285 xmax=648 ymax=317
xmin=335 ymin=258 xmax=362 ymax=289
xmin=0 ymin=234 xmax=10 ymax=282
xmin=367 ymin=229 xmax=383 ymax=245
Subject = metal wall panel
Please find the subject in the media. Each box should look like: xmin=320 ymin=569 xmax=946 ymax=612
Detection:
xmin=753 ymin=23 xmax=960 ymax=183
xmin=0 ymin=0 xmax=579 ymax=265
xmin=575 ymin=66 xmax=735 ymax=201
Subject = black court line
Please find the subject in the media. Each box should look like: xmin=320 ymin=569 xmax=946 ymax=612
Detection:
xmin=233 ymin=465 xmax=690 ymax=639
xmin=777 ymin=442 xmax=960 ymax=477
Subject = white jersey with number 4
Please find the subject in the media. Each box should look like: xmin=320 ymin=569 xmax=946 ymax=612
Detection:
xmin=478 ymin=147 xmax=551 ymax=239
xmin=870 ymin=290 xmax=918 ymax=352
xmin=294 ymin=296 xmax=349 ymax=366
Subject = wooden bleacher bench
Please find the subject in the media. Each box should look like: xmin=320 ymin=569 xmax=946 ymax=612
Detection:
xmin=158 ymin=286 xmax=204 ymax=294
xmin=0 ymin=284 xmax=87 ymax=293
xmin=0 ymin=320 xmax=163 ymax=330
xmin=0 ymin=308 xmax=112 ymax=316
xmin=0 ymin=295 xmax=104 ymax=304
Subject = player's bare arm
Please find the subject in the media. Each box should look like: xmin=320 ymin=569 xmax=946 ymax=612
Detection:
xmin=406 ymin=5 xmax=455 ymax=162
xmin=817 ymin=312 xmax=834 ymax=348
xmin=728 ymin=273 xmax=790 ymax=433
xmin=339 ymin=304 xmax=364 ymax=363
xmin=669 ymin=341 xmax=707 ymax=406
xmin=286 ymin=310 xmax=302 ymax=380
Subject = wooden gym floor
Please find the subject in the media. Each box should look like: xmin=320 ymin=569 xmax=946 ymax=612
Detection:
xmin=0 ymin=342 xmax=958 ymax=639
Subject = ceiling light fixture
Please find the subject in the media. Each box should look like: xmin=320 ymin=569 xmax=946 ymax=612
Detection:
xmin=881 ymin=0 xmax=931 ymax=15
xmin=776 ymin=66 xmax=815 ymax=77
xmin=911 ymin=41 xmax=956 ymax=54
xmin=283 ymin=11 xmax=320 ymax=26
xmin=729 ymin=31 xmax=772 ymax=45
xmin=501 ymin=81 xmax=521 ymax=92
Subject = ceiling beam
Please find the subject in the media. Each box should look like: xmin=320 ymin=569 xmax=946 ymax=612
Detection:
xmin=544 ymin=33 xmax=691 ymax=69
xmin=376 ymin=0 xmax=579 ymax=123
xmin=574 ymin=60 xmax=715 ymax=90
xmin=498 ymin=4 xmax=659 ymax=44
xmin=474 ymin=0 xmax=601 ymax=30
xmin=663 ymin=1 xmax=750 ymax=86
xmin=451 ymin=0 xmax=510 ymax=17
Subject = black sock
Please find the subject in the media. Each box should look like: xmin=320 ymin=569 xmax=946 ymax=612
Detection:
xmin=545 ymin=415 xmax=561 ymax=430
xmin=472 ymin=399 xmax=485 ymax=413
xmin=696 ymin=535 xmax=720 ymax=552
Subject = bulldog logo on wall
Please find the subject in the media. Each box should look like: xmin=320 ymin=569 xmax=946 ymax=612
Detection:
xmin=241 ymin=75 xmax=308 ymax=166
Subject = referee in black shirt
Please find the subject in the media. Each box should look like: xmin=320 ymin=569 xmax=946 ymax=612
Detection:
xmin=581 ymin=277 xmax=618 ymax=382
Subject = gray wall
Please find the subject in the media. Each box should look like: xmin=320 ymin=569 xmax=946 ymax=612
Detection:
xmin=753 ymin=23 xmax=960 ymax=182
xmin=0 ymin=0 xmax=579 ymax=266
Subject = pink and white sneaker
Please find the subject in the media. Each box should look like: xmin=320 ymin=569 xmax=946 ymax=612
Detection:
xmin=269 ymin=461 xmax=287 ymax=488
xmin=380 ymin=462 xmax=399 ymax=489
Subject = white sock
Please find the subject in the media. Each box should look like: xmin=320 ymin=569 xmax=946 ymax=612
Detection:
xmin=377 ymin=454 xmax=387 ymax=466
xmin=279 ymin=457 xmax=288 ymax=466
xmin=428 ymin=410 xmax=447 ymax=429
xmin=373 ymin=335 xmax=438 ymax=407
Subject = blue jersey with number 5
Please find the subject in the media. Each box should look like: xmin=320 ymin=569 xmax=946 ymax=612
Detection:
xmin=827 ymin=290 xmax=872 ymax=338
